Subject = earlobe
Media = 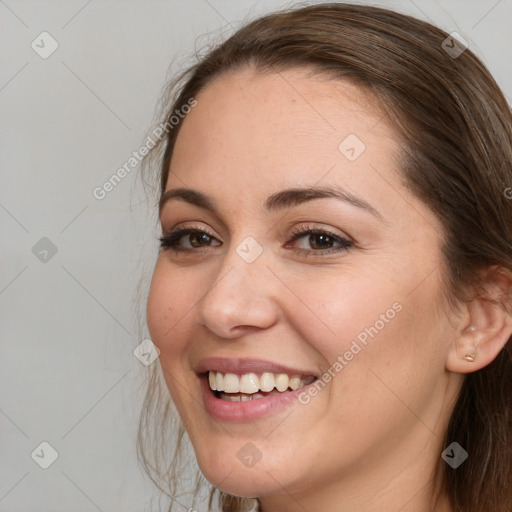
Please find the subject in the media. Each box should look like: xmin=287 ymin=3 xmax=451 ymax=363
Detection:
xmin=462 ymin=326 xmax=477 ymax=362
xmin=446 ymin=267 xmax=512 ymax=374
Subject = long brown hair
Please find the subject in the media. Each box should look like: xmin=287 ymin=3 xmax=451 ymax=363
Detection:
xmin=138 ymin=3 xmax=512 ymax=511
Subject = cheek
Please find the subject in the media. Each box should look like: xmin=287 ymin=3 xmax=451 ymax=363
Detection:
xmin=305 ymin=256 xmax=442 ymax=349
xmin=285 ymin=268 xmax=406 ymax=362
xmin=146 ymin=258 xmax=195 ymax=353
xmin=146 ymin=261 xmax=202 ymax=416
xmin=286 ymin=264 xmax=446 ymax=403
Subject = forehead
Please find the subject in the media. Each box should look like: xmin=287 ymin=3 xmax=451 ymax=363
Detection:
xmin=167 ymin=67 xmax=402 ymax=213
xmin=164 ymin=67 xmax=445 ymax=252
xmin=175 ymin=66 xmax=390 ymax=150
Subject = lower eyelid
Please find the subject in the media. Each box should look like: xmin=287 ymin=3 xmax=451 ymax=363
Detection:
xmin=289 ymin=229 xmax=352 ymax=244
xmin=160 ymin=226 xmax=353 ymax=254
xmin=159 ymin=228 xmax=221 ymax=251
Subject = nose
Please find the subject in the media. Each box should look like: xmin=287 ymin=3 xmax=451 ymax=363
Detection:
xmin=196 ymin=246 xmax=280 ymax=339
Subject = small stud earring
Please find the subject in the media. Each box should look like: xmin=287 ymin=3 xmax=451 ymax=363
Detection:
xmin=464 ymin=352 xmax=476 ymax=362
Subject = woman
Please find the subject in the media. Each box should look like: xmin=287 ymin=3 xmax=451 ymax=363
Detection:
xmin=139 ymin=3 xmax=512 ymax=511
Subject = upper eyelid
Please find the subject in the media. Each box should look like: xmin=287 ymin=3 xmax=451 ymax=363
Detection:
xmin=164 ymin=218 xmax=352 ymax=233
xmin=160 ymin=228 xmax=353 ymax=259
xmin=164 ymin=222 xmax=218 ymax=236
xmin=163 ymin=223 xmax=347 ymax=237
xmin=162 ymin=224 xmax=353 ymax=247
xmin=289 ymin=223 xmax=349 ymax=236
xmin=158 ymin=193 xmax=378 ymax=238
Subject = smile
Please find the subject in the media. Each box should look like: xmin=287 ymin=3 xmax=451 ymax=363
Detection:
xmin=208 ymin=371 xmax=316 ymax=401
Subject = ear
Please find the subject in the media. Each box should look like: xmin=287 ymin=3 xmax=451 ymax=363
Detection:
xmin=446 ymin=266 xmax=512 ymax=374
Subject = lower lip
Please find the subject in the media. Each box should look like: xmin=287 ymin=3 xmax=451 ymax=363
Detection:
xmin=200 ymin=376 xmax=314 ymax=422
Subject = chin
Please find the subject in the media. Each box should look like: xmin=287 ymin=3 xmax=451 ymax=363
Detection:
xmin=193 ymin=444 xmax=294 ymax=498
xmin=199 ymin=463 xmax=280 ymax=498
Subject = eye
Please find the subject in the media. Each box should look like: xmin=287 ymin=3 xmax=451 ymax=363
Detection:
xmin=159 ymin=224 xmax=353 ymax=256
xmin=286 ymin=226 xmax=353 ymax=255
xmin=159 ymin=227 xmax=221 ymax=252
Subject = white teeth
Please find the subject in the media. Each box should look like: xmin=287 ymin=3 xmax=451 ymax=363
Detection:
xmin=289 ymin=375 xmax=301 ymax=390
xmin=259 ymin=372 xmax=275 ymax=392
xmin=223 ymin=394 xmax=241 ymax=402
xmin=219 ymin=393 xmax=264 ymax=402
xmin=240 ymin=373 xmax=259 ymax=394
xmin=208 ymin=371 xmax=217 ymax=391
xmin=275 ymin=373 xmax=289 ymax=392
xmin=223 ymin=373 xmax=240 ymax=393
xmin=208 ymin=370 xmax=314 ymax=394
xmin=215 ymin=372 xmax=224 ymax=392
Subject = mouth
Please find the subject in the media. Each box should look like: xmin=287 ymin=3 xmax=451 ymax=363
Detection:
xmin=196 ymin=358 xmax=320 ymax=422
xmin=208 ymin=371 xmax=317 ymax=402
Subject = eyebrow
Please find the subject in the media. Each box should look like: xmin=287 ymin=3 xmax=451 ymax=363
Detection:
xmin=159 ymin=185 xmax=383 ymax=219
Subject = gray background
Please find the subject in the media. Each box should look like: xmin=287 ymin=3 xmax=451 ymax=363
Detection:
xmin=1 ymin=1 xmax=511 ymax=511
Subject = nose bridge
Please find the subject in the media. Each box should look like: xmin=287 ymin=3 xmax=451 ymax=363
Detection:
xmin=211 ymin=233 xmax=269 ymax=294
xmin=196 ymin=236 xmax=278 ymax=337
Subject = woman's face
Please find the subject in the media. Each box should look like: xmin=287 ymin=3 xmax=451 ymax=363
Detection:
xmin=147 ymin=68 xmax=463 ymax=506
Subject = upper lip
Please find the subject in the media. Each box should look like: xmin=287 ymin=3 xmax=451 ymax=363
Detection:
xmin=195 ymin=357 xmax=318 ymax=377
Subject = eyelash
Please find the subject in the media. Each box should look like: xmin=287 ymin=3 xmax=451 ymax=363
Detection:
xmin=159 ymin=224 xmax=353 ymax=256
xmin=287 ymin=225 xmax=353 ymax=256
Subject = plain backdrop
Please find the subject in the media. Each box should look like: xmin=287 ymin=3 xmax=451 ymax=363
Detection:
xmin=1 ymin=1 xmax=511 ymax=511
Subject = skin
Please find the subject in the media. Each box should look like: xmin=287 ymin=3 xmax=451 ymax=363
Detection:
xmin=146 ymin=67 xmax=511 ymax=512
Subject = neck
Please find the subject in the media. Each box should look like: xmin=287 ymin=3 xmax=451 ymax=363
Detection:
xmin=259 ymin=475 xmax=453 ymax=512
xmin=258 ymin=424 xmax=454 ymax=512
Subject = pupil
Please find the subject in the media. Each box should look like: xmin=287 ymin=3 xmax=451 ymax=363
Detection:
xmin=310 ymin=233 xmax=332 ymax=249
xmin=191 ymin=233 xmax=210 ymax=247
